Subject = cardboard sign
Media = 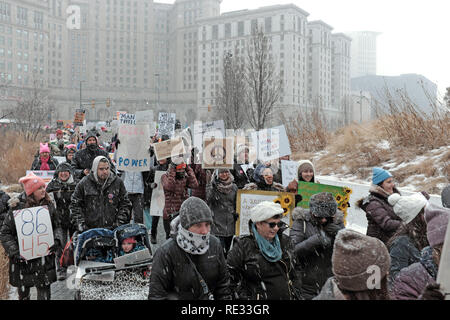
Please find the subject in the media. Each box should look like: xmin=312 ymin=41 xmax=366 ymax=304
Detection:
xmin=153 ymin=137 xmax=186 ymax=161
xmin=119 ymin=113 xmax=136 ymax=125
xmin=74 ymin=109 xmax=85 ymax=126
xmin=13 ymin=206 xmax=54 ymax=261
xmin=158 ymin=112 xmax=176 ymax=138
xmin=116 ymin=124 xmax=151 ymax=172
xmin=202 ymin=137 xmax=234 ymax=169
xmin=236 ymin=190 xmax=294 ymax=236
xmin=150 ymin=171 xmax=165 ymax=217
xmin=250 ymin=125 xmax=291 ymax=161
xmin=193 ymin=120 xmax=225 ymax=151
xmin=297 ymin=181 xmax=352 ymax=223
xmin=281 ymin=160 xmax=300 ymax=188
xmin=26 ymin=170 xmax=55 ymax=186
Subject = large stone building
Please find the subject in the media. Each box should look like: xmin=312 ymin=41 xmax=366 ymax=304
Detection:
xmin=346 ymin=31 xmax=380 ymax=79
xmin=0 ymin=0 xmax=352 ymax=129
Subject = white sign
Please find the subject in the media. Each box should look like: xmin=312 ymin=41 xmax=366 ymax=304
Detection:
xmin=119 ymin=113 xmax=136 ymax=125
xmin=193 ymin=120 xmax=225 ymax=151
xmin=13 ymin=206 xmax=55 ymax=261
xmin=158 ymin=112 xmax=176 ymax=138
xmin=26 ymin=170 xmax=55 ymax=186
xmin=135 ymin=110 xmax=154 ymax=124
xmin=116 ymin=124 xmax=151 ymax=172
xmin=281 ymin=160 xmax=300 ymax=188
xmin=54 ymin=156 xmax=66 ymax=164
xmin=150 ymin=171 xmax=165 ymax=217
xmin=250 ymin=125 xmax=291 ymax=162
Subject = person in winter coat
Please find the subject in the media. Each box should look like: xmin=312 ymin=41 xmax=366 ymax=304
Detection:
xmin=0 ymin=173 xmax=64 ymax=300
xmin=356 ymin=167 xmax=402 ymax=245
xmin=145 ymin=157 xmax=170 ymax=244
xmin=148 ymin=197 xmax=232 ymax=300
xmin=287 ymin=160 xmax=318 ymax=193
xmin=46 ymin=162 xmax=79 ymax=280
xmin=31 ymin=143 xmax=59 ymax=171
xmin=69 ymin=156 xmax=132 ymax=233
xmin=230 ymin=144 xmax=255 ymax=189
xmin=190 ymin=147 xmax=209 ymax=200
xmin=119 ymin=236 xmax=146 ymax=256
xmin=314 ymin=229 xmax=391 ymax=300
xmin=385 ymin=192 xmax=429 ymax=282
xmin=206 ymin=169 xmax=238 ymax=256
xmin=442 ymin=184 xmax=450 ymax=208
xmin=0 ymin=189 xmax=10 ymax=228
xmin=243 ymin=164 xmax=285 ymax=192
xmin=120 ymin=170 xmax=145 ymax=224
xmin=290 ymin=192 xmax=345 ymax=299
xmin=161 ymin=159 xmax=199 ymax=240
xmin=227 ymin=201 xmax=302 ymax=300
xmin=390 ymin=202 xmax=450 ymax=300
xmin=64 ymin=144 xmax=77 ymax=164
xmin=71 ymin=130 xmax=115 ymax=180
xmin=49 ymin=129 xmax=69 ymax=156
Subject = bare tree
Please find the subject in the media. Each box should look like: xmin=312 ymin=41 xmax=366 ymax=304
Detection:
xmin=244 ymin=26 xmax=282 ymax=130
xmin=215 ymin=48 xmax=247 ymax=129
xmin=8 ymin=78 xmax=54 ymax=141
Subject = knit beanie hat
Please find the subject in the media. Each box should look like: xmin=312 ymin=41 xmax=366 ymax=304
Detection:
xmin=250 ymin=201 xmax=284 ymax=223
xmin=372 ymin=167 xmax=392 ymax=185
xmin=122 ymin=237 xmax=137 ymax=244
xmin=442 ymin=184 xmax=450 ymax=208
xmin=424 ymin=202 xmax=450 ymax=248
xmin=332 ymin=229 xmax=391 ymax=292
xmin=40 ymin=143 xmax=50 ymax=154
xmin=19 ymin=172 xmax=46 ymax=196
xmin=179 ymin=197 xmax=213 ymax=229
xmin=309 ymin=192 xmax=338 ymax=218
xmin=297 ymin=160 xmax=315 ymax=180
xmin=388 ymin=192 xmax=428 ymax=224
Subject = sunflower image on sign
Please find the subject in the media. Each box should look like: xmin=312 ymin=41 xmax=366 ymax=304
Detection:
xmin=273 ymin=194 xmax=294 ymax=217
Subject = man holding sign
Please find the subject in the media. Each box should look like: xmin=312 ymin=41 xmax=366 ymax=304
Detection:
xmin=0 ymin=173 xmax=64 ymax=300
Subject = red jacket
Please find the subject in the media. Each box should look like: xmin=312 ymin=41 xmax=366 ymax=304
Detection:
xmin=161 ymin=165 xmax=199 ymax=219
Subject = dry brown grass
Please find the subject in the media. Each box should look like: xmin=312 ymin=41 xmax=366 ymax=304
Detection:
xmin=0 ymin=131 xmax=38 ymax=184
xmin=0 ymin=246 xmax=10 ymax=300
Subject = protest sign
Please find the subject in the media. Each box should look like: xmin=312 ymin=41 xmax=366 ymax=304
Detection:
xmin=73 ymin=109 xmax=85 ymax=126
xmin=49 ymin=133 xmax=56 ymax=141
xmin=116 ymin=111 xmax=127 ymax=120
xmin=119 ymin=113 xmax=136 ymax=125
xmin=56 ymin=120 xmax=64 ymax=129
xmin=13 ymin=206 xmax=54 ymax=261
xmin=297 ymin=181 xmax=352 ymax=223
xmin=26 ymin=170 xmax=55 ymax=186
xmin=116 ymin=124 xmax=151 ymax=172
xmin=437 ymin=211 xmax=450 ymax=300
xmin=193 ymin=120 xmax=225 ymax=151
xmin=158 ymin=112 xmax=176 ymax=138
xmin=54 ymin=156 xmax=66 ymax=164
xmin=136 ymin=110 xmax=153 ymax=124
xmin=281 ymin=160 xmax=300 ymax=188
xmin=202 ymin=137 xmax=234 ymax=169
xmin=150 ymin=171 xmax=165 ymax=217
xmin=153 ymin=136 xmax=186 ymax=161
xmin=250 ymin=125 xmax=291 ymax=162
xmin=236 ymin=190 xmax=294 ymax=236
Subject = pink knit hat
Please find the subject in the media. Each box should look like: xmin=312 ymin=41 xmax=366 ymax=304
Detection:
xmin=424 ymin=202 xmax=450 ymax=248
xmin=19 ymin=172 xmax=46 ymax=196
xmin=39 ymin=143 xmax=50 ymax=154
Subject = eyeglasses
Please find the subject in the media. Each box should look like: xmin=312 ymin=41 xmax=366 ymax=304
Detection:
xmin=263 ymin=221 xmax=283 ymax=229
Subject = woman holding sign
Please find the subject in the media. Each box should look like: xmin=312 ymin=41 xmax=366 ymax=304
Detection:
xmin=0 ymin=173 xmax=63 ymax=300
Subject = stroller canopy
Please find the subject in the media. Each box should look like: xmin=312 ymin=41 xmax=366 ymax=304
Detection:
xmin=75 ymin=228 xmax=116 ymax=265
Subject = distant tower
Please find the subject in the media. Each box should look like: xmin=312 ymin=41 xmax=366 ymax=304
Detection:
xmin=346 ymin=31 xmax=381 ymax=78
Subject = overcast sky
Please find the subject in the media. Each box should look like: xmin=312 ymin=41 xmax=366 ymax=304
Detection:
xmin=160 ymin=0 xmax=449 ymax=96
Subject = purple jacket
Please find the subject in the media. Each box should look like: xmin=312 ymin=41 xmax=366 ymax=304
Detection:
xmin=390 ymin=246 xmax=438 ymax=300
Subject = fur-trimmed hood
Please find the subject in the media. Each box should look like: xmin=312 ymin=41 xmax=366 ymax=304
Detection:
xmin=292 ymin=206 xmax=344 ymax=225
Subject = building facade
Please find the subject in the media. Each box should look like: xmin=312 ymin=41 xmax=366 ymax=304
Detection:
xmin=346 ymin=31 xmax=380 ymax=79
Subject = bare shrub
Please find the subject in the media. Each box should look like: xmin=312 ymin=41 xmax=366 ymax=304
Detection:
xmin=0 ymin=246 xmax=9 ymax=299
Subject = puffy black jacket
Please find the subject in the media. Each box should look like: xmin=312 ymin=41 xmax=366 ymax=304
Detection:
xmin=0 ymin=190 xmax=10 ymax=227
xmin=0 ymin=192 xmax=63 ymax=288
xmin=148 ymin=230 xmax=232 ymax=300
xmin=290 ymin=207 xmax=344 ymax=300
xmin=69 ymin=172 xmax=131 ymax=231
xmin=388 ymin=235 xmax=421 ymax=282
xmin=230 ymin=163 xmax=255 ymax=189
xmin=206 ymin=179 xmax=238 ymax=237
xmin=227 ymin=221 xmax=302 ymax=300
xmin=46 ymin=164 xmax=78 ymax=230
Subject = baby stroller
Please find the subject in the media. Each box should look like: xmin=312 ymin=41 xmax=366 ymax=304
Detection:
xmin=73 ymin=224 xmax=153 ymax=300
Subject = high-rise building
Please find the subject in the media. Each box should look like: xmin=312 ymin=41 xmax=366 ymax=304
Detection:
xmin=346 ymin=31 xmax=380 ymax=78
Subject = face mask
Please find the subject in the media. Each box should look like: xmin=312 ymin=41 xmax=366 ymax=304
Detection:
xmin=176 ymin=224 xmax=210 ymax=255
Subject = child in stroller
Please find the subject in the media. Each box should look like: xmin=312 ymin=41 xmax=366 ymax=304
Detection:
xmin=119 ymin=236 xmax=146 ymax=256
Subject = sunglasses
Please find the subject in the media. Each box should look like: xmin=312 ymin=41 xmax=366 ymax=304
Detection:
xmin=263 ymin=221 xmax=283 ymax=229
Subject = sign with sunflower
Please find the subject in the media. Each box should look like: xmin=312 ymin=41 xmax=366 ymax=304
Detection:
xmin=236 ymin=190 xmax=295 ymax=236
xmin=297 ymin=181 xmax=352 ymax=224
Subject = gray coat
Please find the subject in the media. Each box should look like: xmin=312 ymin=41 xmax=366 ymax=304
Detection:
xmin=206 ymin=180 xmax=238 ymax=237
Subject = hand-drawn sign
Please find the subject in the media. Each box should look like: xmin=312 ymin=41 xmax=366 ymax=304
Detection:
xmin=13 ymin=206 xmax=54 ymax=261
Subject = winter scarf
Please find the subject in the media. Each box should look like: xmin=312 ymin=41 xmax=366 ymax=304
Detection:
xmin=40 ymin=156 xmax=50 ymax=170
xmin=214 ymin=170 xmax=235 ymax=194
xmin=176 ymin=223 xmax=210 ymax=255
xmin=251 ymin=223 xmax=282 ymax=262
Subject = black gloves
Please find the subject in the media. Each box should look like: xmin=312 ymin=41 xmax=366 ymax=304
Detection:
xmin=322 ymin=222 xmax=343 ymax=237
xmin=420 ymin=283 xmax=445 ymax=300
